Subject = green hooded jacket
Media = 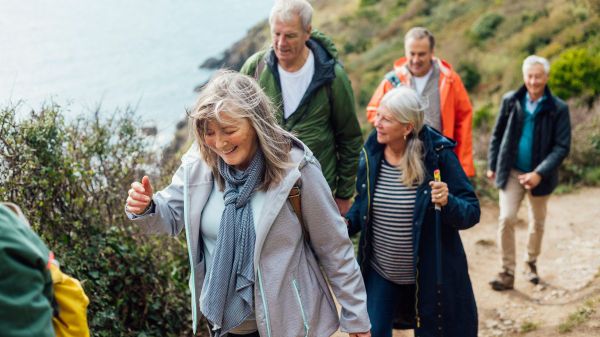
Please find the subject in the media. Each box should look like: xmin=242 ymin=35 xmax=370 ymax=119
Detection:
xmin=0 ymin=204 xmax=55 ymax=337
xmin=240 ymin=30 xmax=362 ymax=199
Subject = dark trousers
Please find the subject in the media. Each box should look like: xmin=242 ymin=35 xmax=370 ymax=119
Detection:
xmin=206 ymin=321 xmax=260 ymax=337
xmin=229 ymin=332 xmax=259 ymax=337
xmin=365 ymin=265 xmax=416 ymax=337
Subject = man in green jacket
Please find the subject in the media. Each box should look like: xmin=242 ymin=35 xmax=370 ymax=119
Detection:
xmin=240 ymin=0 xmax=363 ymax=216
xmin=0 ymin=202 xmax=55 ymax=337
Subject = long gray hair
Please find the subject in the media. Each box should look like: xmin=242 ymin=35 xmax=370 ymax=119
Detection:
xmin=379 ymin=86 xmax=426 ymax=186
xmin=189 ymin=70 xmax=293 ymax=190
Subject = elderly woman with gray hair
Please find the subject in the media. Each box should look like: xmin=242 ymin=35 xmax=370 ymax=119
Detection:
xmin=346 ymin=86 xmax=480 ymax=337
xmin=125 ymin=70 xmax=371 ymax=337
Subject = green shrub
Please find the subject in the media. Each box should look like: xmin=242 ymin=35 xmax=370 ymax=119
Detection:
xmin=360 ymin=0 xmax=380 ymax=7
xmin=0 ymin=106 xmax=196 ymax=336
xmin=521 ymin=9 xmax=548 ymax=26
xmin=343 ymin=38 xmax=371 ymax=54
xmin=473 ymin=103 xmax=495 ymax=131
xmin=559 ymin=102 xmax=600 ymax=186
xmin=520 ymin=320 xmax=539 ymax=333
xmin=548 ymin=48 xmax=600 ymax=101
xmin=558 ymin=301 xmax=596 ymax=333
xmin=358 ymin=71 xmax=385 ymax=107
xmin=457 ymin=62 xmax=481 ymax=92
xmin=524 ymin=34 xmax=552 ymax=54
xmin=470 ymin=13 xmax=504 ymax=41
xmin=339 ymin=8 xmax=380 ymax=55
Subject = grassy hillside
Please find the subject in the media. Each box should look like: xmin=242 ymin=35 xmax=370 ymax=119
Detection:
xmin=317 ymin=0 xmax=599 ymax=108
xmin=195 ymin=0 xmax=600 ymax=189
xmin=313 ymin=0 xmax=600 ymax=188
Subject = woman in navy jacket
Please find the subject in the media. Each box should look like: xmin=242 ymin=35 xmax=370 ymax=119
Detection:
xmin=347 ymin=87 xmax=480 ymax=337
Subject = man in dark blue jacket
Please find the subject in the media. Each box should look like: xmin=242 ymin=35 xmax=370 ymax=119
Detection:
xmin=487 ymin=55 xmax=571 ymax=291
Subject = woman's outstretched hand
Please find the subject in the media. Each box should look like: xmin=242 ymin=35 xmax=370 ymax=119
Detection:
xmin=126 ymin=176 xmax=153 ymax=215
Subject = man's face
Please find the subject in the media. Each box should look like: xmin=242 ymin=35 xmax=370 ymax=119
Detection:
xmin=523 ymin=63 xmax=548 ymax=99
xmin=405 ymin=37 xmax=434 ymax=77
xmin=271 ymin=15 xmax=311 ymax=68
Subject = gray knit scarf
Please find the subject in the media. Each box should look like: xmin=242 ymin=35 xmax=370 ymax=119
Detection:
xmin=200 ymin=150 xmax=265 ymax=337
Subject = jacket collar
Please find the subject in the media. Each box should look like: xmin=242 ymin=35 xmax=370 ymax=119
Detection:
xmin=265 ymin=34 xmax=336 ymax=92
xmin=181 ymin=137 xmax=313 ymax=266
xmin=393 ymin=56 xmax=453 ymax=79
xmin=512 ymin=85 xmax=557 ymax=114
xmin=420 ymin=125 xmax=456 ymax=170
xmin=363 ymin=125 xmax=455 ymax=159
xmin=252 ymin=136 xmax=314 ymax=266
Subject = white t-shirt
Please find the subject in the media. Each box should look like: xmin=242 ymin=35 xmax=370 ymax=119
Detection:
xmin=278 ymin=49 xmax=315 ymax=119
xmin=413 ymin=66 xmax=434 ymax=95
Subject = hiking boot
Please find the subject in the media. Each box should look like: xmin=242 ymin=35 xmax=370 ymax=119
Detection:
xmin=524 ymin=261 xmax=540 ymax=285
xmin=489 ymin=270 xmax=514 ymax=291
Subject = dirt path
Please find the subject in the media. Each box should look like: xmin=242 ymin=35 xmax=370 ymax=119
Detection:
xmin=333 ymin=187 xmax=600 ymax=337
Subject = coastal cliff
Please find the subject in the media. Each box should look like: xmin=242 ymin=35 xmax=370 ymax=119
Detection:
xmin=199 ymin=20 xmax=270 ymax=72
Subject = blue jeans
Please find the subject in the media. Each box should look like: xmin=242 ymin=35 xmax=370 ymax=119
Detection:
xmin=365 ymin=265 xmax=416 ymax=337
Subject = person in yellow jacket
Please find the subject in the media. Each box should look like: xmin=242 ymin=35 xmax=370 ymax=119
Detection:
xmin=0 ymin=202 xmax=55 ymax=337
xmin=0 ymin=202 xmax=90 ymax=337
xmin=366 ymin=27 xmax=475 ymax=177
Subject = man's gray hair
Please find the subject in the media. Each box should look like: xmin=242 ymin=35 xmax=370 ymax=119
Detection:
xmin=522 ymin=55 xmax=550 ymax=75
xmin=269 ymin=0 xmax=313 ymax=31
xmin=404 ymin=27 xmax=435 ymax=50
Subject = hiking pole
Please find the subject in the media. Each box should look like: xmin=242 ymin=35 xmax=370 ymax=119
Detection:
xmin=433 ymin=169 xmax=444 ymax=336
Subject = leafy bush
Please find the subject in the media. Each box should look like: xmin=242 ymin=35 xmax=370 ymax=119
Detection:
xmin=470 ymin=13 xmax=504 ymax=41
xmin=339 ymin=8 xmax=381 ymax=55
xmin=0 ymin=106 xmax=196 ymax=336
xmin=523 ymin=34 xmax=552 ymax=54
xmin=343 ymin=38 xmax=371 ymax=54
xmin=360 ymin=0 xmax=380 ymax=7
xmin=457 ymin=62 xmax=481 ymax=92
xmin=473 ymin=102 xmax=495 ymax=131
xmin=520 ymin=320 xmax=539 ymax=333
xmin=357 ymin=71 xmax=386 ymax=107
xmin=548 ymin=48 xmax=600 ymax=101
xmin=559 ymin=100 xmax=600 ymax=186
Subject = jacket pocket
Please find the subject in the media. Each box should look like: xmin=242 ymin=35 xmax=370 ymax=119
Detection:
xmin=291 ymin=279 xmax=310 ymax=337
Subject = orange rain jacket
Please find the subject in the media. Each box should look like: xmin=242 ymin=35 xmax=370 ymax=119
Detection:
xmin=366 ymin=57 xmax=475 ymax=177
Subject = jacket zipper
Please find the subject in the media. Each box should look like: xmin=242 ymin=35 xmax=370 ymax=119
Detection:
xmin=415 ymin=256 xmax=421 ymax=328
xmin=292 ymin=279 xmax=310 ymax=337
xmin=257 ymin=267 xmax=273 ymax=337
xmin=360 ymin=148 xmax=371 ymax=267
xmin=183 ymin=167 xmax=199 ymax=335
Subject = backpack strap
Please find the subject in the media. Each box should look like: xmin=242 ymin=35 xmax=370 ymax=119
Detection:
xmin=288 ymin=180 xmax=310 ymax=243
xmin=385 ymin=70 xmax=402 ymax=88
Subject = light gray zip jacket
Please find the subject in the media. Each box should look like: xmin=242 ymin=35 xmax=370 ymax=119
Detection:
xmin=128 ymin=140 xmax=370 ymax=337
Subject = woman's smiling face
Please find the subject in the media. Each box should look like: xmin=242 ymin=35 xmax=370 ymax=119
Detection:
xmin=203 ymin=113 xmax=258 ymax=170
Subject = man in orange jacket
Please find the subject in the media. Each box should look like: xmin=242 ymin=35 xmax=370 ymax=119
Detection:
xmin=366 ymin=27 xmax=475 ymax=177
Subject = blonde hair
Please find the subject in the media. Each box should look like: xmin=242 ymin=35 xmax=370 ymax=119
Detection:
xmin=189 ymin=70 xmax=293 ymax=190
xmin=379 ymin=86 xmax=426 ymax=186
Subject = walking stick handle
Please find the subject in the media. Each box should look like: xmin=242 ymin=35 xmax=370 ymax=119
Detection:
xmin=434 ymin=169 xmax=442 ymax=211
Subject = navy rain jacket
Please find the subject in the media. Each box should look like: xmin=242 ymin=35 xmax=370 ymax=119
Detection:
xmin=347 ymin=126 xmax=480 ymax=337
